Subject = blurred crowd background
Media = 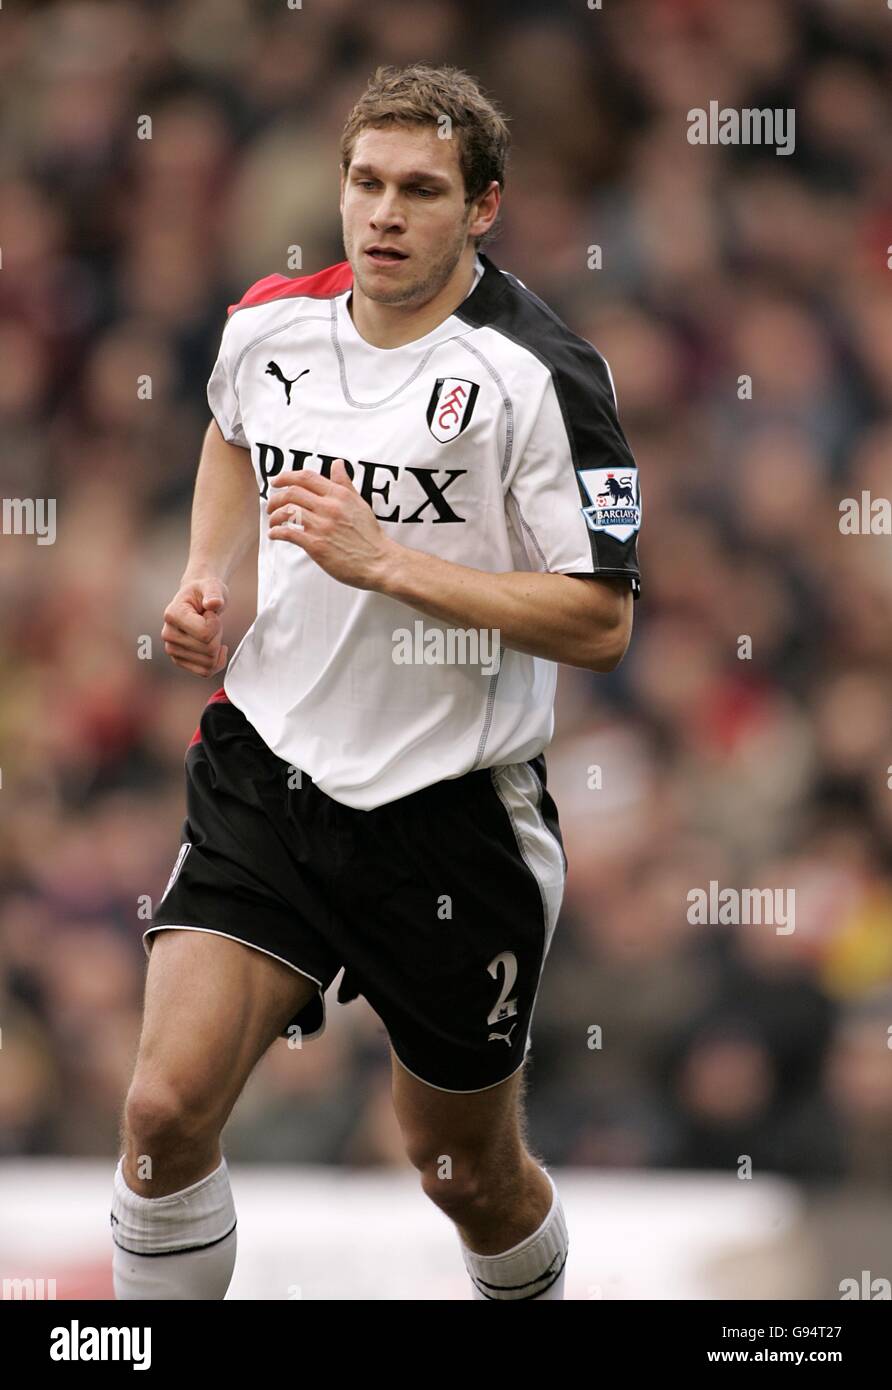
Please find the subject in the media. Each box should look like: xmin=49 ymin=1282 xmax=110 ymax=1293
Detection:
xmin=1 ymin=0 xmax=891 ymax=1193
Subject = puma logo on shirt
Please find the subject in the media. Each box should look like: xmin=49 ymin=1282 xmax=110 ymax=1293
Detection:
xmin=265 ymin=361 xmax=309 ymax=404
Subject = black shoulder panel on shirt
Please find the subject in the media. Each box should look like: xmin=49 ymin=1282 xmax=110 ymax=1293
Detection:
xmin=455 ymin=254 xmax=641 ymax=599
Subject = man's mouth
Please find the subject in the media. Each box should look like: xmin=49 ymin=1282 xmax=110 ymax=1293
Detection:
xmin=366 ymin=247 xmax=409 ymax=264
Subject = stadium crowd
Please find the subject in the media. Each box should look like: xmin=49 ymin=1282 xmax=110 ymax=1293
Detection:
xmin=1 ymin=0 xmax=891 ymax=1187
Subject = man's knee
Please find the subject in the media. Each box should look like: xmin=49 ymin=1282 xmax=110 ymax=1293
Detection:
xmin=414 ymin=1141 xmax=525 ymax=1217
xmin=123 ymin=1074 xmax=221 ymax=1156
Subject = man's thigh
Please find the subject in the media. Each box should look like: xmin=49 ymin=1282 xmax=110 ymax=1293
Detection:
xmin=131 ymin=928 xmax=320 ymax=1128
xmin=390 ymin=1046 xmax=528 ymax=1169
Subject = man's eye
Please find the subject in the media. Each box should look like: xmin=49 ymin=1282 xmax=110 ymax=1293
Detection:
xmin=413 ymin=188 xmax=436 ymax=198
xmin=357 ymin=181 xmax=377 ymax=190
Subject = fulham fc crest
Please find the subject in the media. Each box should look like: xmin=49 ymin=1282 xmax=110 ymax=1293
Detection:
xmin=426 ymin=377 xmax=479 ymax=443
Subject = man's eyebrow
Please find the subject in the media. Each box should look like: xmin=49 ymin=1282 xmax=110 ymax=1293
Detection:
xmin=350 ymin=163 xmax=452 ymax=186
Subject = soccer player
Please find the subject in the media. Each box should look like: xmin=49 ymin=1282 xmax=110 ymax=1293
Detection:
xmin=111 ymin=63 xmax=641 ymax=1301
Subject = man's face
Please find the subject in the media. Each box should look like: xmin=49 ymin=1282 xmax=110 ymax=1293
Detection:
xmin=340 ymin=124 xmax=482 ymax=307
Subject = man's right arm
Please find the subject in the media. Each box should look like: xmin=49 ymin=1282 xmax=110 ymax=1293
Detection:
xmin=161 ymin=420 xmax=258 ymax=677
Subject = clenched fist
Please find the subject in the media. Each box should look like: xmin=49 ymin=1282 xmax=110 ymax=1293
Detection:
xmin=162 ymin=578 xmax=230 ymax=676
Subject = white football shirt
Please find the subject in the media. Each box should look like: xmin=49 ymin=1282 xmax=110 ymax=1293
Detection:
xmin=207 ymin=251 xmax=641 ymax=809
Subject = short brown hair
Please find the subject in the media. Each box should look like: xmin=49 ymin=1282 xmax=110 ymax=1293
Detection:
xmin=340 ymin=63 xmax=510 ymax=248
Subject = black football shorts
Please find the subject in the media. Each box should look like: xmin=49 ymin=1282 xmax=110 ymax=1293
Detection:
xmin=145 ymin=688 xmax=567 ymax=1092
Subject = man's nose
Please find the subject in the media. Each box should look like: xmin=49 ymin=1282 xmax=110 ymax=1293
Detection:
xmin=369 ymin=192 xmax=406 ymax=228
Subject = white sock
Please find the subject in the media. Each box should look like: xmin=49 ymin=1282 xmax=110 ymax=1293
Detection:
xmin=111 ymin=1155 xmax=237 ymax=1300
xmin=461 ymin=1169 xmax=568 ymax=1300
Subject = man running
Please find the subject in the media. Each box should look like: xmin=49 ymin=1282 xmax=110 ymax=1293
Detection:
xmin=111 ymin=62 xmax=641 ymax=1301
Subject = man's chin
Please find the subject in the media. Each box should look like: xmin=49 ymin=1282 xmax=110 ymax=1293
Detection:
xmin=352 ymin=265 xmax=421 ymax=305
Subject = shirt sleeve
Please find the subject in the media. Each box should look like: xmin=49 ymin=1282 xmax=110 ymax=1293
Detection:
xmin=207 ymin=313 xmax=249 ymax=448
xmin=505 ymin=354 xmax=642 ymax=598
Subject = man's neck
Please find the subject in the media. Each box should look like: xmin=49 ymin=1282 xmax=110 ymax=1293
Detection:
xmin=348 ymin=250 xmax=480 ymax=349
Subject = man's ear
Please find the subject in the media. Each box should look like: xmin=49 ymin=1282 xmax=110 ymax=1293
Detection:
xmin=468 ymin=180 xmax=500 ymax=242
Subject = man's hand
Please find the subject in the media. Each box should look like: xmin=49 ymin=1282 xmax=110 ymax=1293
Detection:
xmin=267 ymin=459 xmax=395 ymax=589
xmin=162 ymin=578 xmax=230 ymax=676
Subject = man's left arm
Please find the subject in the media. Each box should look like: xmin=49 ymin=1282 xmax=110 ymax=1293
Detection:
xmin=380 ymin=545 xmax=633 ymax=673
xmin=266 ymin=461 xmax=634 ymax=673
